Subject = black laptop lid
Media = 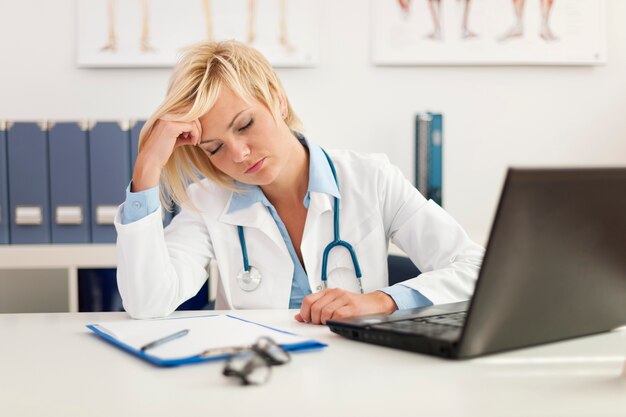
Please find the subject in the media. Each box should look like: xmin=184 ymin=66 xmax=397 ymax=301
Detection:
xmin=458 ymin=168 xmax=626 ymax=358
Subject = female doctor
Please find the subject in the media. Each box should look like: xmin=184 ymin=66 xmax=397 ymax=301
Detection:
xmin=115 ymin=40 xmax=484 ymax=324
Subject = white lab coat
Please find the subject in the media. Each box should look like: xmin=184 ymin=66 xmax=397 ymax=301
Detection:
xmin=115 ymin=150 xmax=484 ymax=319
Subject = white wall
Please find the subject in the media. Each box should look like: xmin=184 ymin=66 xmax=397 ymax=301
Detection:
xmin=1 ymin=0 xmax=625 ymax=244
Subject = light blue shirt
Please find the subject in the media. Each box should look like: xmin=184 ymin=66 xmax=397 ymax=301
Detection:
xmin=121 ymin=135 xmax=432 ymax=310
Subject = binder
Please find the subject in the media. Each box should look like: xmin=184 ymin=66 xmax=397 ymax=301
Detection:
xmin=89 ymin=121 xmax=131 ymax=243
xmin=49 ymin=122 xmax=91 ymax=243
xmin=130 ymin=119 xmax=173 ymax=227
xmin=415 ymin=113 xmax=443 ymax=206
xmin=7 ymin=122 xmax=51 ymax=244
xmin=0 ymin=122 xmax=9 ymax=244
xmin=87 ymin=314 xmax=326 ymax=367
xmin=429 ymin=113 xmax=443 ymax=205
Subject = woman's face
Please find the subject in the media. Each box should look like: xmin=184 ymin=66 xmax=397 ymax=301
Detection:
xmin=197 ymin=87 xmax=293 ymax=186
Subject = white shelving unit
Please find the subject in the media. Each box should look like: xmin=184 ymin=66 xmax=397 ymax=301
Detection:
xmin=0 ymin=245 xmax=117 ymax=312
xmin=0 ymin=244 xmax=219 ymax=313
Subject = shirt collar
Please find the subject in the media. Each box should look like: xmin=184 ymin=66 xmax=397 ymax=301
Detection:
xmin=227 ymin=133 xmax=340 ymax=213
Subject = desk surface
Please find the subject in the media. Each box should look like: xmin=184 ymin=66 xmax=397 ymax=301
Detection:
xmin=1 ymin=310 xmax=625 ymax=417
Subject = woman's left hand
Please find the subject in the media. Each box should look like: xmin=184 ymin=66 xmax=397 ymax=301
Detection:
xmin=295 ymin=288 xmax=398 ymax=325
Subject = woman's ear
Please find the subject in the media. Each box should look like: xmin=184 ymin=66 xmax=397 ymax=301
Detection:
xmin=278 ymin=94 xmax=287 ymax=119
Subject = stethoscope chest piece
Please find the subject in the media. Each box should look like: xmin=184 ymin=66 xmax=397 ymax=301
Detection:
xmin=237 ymin=266 xmax=262 ymax=292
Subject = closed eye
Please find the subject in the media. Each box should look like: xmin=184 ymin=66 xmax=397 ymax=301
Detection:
xmin=238 ymin=118 xmax=253 ymax=132
xmin=207 ymin=143 xmax=222 ymax=155
xmin=205 ymin=117 xmax=252 ymax=155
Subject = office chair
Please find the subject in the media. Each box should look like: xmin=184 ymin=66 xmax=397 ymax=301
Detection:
xmin=387 ymin=254 xmax=421 ymax=286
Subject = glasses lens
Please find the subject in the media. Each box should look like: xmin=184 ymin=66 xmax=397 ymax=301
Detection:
xmin=223 ymin=351 xmax=271 ymax=385
xmin=254 ymin=337 xmax=291 ymax=365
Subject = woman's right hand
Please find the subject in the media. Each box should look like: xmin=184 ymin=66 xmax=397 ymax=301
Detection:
xmin=132 ymin=118 xmax=202 ymax=192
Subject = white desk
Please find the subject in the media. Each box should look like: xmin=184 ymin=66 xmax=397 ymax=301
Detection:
xmin=1 ymin=310 xmax=625 ymax=417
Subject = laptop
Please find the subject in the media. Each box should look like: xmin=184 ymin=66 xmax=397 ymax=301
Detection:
xmin=327 ymin=168 xmax=626 ymax=359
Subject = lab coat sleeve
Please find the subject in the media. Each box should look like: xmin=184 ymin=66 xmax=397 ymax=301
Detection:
xmin=379 ymin=160 xmax=485 ymax=305
xmin=115 ymin=204 xmax=214 ymax=319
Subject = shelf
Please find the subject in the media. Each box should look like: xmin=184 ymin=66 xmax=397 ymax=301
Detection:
xmin=0 ymin=245 xmax=117 ymax=313
xmin=0 ymin=244 xmax=218 ymax=314
xmin=0 ymin=244 xmax=405 ymax=266
xmin=0 ymin=244 xmax=116 ymax=269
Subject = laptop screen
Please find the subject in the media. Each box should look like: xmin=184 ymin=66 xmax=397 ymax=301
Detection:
xmin=458 ymin=168 xmax=626 ymax=357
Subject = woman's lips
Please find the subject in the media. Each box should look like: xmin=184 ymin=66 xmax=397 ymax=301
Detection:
xmin=245 ymin=158 xmax=265 ymax=174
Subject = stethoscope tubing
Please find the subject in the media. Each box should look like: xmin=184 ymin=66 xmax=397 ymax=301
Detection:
xmin=238 ymin=225 xmax=250 ymax=272
xmin=236 ymin=148 xmax=364 ymax=293
xmin=319 ymin=150 xmax=363 ymax=291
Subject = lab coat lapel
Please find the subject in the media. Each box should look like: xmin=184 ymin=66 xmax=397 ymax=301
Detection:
xmin=219 ymin=192 xmax=289 ymax=257
xmin=301 ymin=192 xmax=335 ymax=288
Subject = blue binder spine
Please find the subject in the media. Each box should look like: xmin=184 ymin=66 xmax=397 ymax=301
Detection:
xmin=0 ymin=121 xmax=9 ymax=244
xmin=415 ymin=113 xmax=432 ymax=200
xmin=415 ymin=113 xmax=443 ymax=207
xmin=89 ymin=121 xmax=131 ymax=243
xmin=428 ymin=113 xmax=443 ymax=206
xmin=7 ymin=121 xmax=52 ymax=244
xmin=49 ymin=121 xmax=91 ymax=243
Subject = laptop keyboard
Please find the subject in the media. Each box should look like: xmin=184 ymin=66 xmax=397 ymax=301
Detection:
xmin=373 ymin=311 xmax=467 ymax=338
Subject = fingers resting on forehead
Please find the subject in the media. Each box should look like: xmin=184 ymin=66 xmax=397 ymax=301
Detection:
xmin=170 ymin=119 xmax=202 ymax=148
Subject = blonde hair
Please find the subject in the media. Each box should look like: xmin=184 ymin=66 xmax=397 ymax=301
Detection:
xmin=138 ymin=40 xmax=303 ymax=209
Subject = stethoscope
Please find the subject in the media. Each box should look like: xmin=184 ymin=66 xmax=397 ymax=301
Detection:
xmin=236 ymin=149 xmax=363 ymax=294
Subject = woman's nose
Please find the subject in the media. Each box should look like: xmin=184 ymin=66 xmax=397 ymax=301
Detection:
xmin=230 ymin=141 xmax=251 ymax=163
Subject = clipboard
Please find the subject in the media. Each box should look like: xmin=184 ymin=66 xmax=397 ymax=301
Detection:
xmin=87 ymin=314 xmax=327 ymax=367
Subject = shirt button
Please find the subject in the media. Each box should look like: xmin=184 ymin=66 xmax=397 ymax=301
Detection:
xmin=133 ymin=201 xmax=142 ymax=209
xmin=316 ymin=285 xmax=322 ymax=291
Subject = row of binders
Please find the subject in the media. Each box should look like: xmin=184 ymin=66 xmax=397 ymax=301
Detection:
xmin=415 ymin=113 xmax=443 ymax=207
xmin=0 ymin=116 xmax=442 ymax=244
xmin=0 ymin=120 xmax=174 ymax=245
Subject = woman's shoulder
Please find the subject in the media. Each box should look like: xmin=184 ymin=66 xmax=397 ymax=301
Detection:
xmin=327 ymin=149 xmax=392 ymax=171
xmin=185 ymin=178 xmax=232 ymax=213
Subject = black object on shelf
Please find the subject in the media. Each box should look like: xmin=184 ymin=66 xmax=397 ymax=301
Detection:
xmin=78 ymin=268 xmax=211 ymax=312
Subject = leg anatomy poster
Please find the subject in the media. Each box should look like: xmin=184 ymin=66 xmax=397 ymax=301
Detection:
xmin=372 ymin=0 xmax=606 ymax=65
xmin=77 ymin=0 xmax=319 ymax=68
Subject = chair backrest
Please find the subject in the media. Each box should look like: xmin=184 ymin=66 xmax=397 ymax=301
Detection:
xmin=387 ymin=255 xmax=421 ymax=286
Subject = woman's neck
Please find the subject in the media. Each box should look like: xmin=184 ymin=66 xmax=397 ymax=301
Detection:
xmin=261 ymin=134 xmax=309 ymax=208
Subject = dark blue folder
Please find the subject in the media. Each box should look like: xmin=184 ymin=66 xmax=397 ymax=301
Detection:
xmin=0 ymin=123 xmax=9 ymax=244
xmin=7 ymin=122 xmax=51 ymax=244
xmin=49 ymin=122 xmax=91 ymax=243
xmin=415 ymin=113 xmax=443 ymax=207
xmin=429 ymin=113 xmax=443 ymax=206
xmin=89 ymin=121 xmax=131 ymax=243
